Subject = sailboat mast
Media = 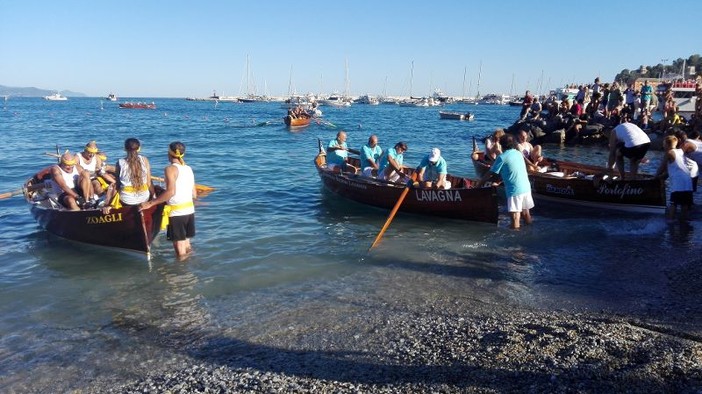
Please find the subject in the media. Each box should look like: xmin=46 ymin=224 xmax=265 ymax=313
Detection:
xmin=462 ymin=66 xmax=467 ymax=100
xmin=476 ymin=61 xmax=482 ymax=99
xmin=410 ymin=61 xmax=414 ymax=98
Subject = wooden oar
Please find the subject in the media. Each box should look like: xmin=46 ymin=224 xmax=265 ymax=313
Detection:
xmin=0 ymin=188 xmax=23 ymax=200
xmin=151 ymin=176 xmax=214 ymax=193
xmin=368 ymin=174 xmax=416 ymax=251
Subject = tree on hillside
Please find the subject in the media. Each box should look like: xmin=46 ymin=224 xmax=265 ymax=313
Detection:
xmin=615 ymin=54 xmax=701 ymax=86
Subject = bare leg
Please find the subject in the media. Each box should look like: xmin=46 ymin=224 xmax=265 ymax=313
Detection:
xmin=615 ymin=154 xmax=625 ymax=178
xmin=666 ymin=204 xmax=677 ymax=222
xmin=630 ymin=159 xmax=641 ymax=177
xmin=174 ymin=239 xmax=192 ymax=259
xmin=680 ymin=205 xmax=690 ymax=222
xmin=522 ymin=209 xmax=533 ymax=225
xmin=510 ymin=212 xmax=521 ymax=229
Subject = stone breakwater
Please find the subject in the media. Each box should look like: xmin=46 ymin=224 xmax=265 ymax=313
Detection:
xmin=99 ymin=299 xmax=702 ymax=393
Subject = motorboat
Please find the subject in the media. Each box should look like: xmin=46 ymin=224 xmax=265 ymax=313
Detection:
xmin=44 ymin=92 xmax=67 ymax=101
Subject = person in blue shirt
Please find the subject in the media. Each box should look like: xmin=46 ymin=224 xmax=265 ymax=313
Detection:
xmin=378 ymin=141 xmax=408 ymax=183
xmin=360 ymin=134 xmax=383 ymax=177
xmin=478 ymin=134 xmax=534 ymax=229
xmin=416 ymin=148 xmax=451 ymax=189
xmin=327 ymin=131 xmax=359 ymax=174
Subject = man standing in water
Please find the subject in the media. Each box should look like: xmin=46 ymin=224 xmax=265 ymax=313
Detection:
xmin=479 ymin=134 xmax=534 ymax=229
xmin=140 ymin=141 xmax=196 ymax=259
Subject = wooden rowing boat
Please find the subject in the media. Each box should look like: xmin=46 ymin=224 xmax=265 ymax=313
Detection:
xmin=23 ymin=167 xmax=166 ymax=255
xmin=284 ymin=115 xmax=311 ymax=128
xmin=315 ymin=146 xmax=498 ymax=223
xmin=471 ymin=146 xmax=666 ymax=213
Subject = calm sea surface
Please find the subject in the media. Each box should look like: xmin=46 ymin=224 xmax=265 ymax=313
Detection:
xmin=0 ymin=98 xmax=700 ymax=390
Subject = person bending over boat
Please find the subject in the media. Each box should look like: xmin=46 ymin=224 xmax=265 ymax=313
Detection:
xmin=48 ymin=151 xmax=93 ymax=210
xmin=656 ymin=135 xmax=693 ymax=222
xmin=359 ymin=134 xmax=383 ymax=177
xmin=103 ymin=138 xmax=153 ymax=210
xmin=378 ymin=141 xmax=408 ymax=183
xmin=416 ymin=148 xmax=451 ymax=190
xmin=140 ymin=142 xmax=196 ymax=258
xmin=607 ymin=118 xmax=651 ymax=179
xmin=74 ymin=140 xmax=115 ymax=200
xmin=484 ymin=129 xmax=505 ymax=162
xmin=327 ymin=131 xmax=359 ymax=174
xmin=517 ymin=130 xmax=544 ymax=172
xmin=478 ymin=135 xmax=534 ymax=230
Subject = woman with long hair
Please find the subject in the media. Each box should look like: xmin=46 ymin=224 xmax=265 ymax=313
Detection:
xmin=103 ymin=138 xmax=153 ymax=209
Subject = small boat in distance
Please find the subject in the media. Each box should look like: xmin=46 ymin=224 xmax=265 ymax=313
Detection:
xmin=439 ymin=111 xmax=474 ymax=121
xmin=44 ymin=92 xmax=68 ymax=101
xmin=119 ymin=102 xmax=156 ymax=109
xmin=106 ymin=93 xmax=117 ymax=101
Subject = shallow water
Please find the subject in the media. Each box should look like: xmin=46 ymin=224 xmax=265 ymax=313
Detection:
xmin=0 ymin=98 xmax=699 ymax=390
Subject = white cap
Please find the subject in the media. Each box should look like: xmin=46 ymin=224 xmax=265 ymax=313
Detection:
xmin=428 ymin=148 xmax=441 ymax=162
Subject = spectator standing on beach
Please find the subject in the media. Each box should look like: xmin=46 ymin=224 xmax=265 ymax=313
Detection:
xmin=479 ymin=134 xmax=534 ymax=230
xmin=656 ymin=135 xmax=693 ymax=222
xmin=529 ymin=96 xmax=542 ymax=120
xmin=624 ymin=84 xmax=637 ymax=116
xmin=641 ymin=80 xmax=654 ymax=114
xmin=520 ymin=90 xmax=533 ymax=120
xmin=607 ymin=120 xmax=651 ymax=179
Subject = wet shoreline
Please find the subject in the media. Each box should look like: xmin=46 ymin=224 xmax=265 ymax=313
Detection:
xmin=90 ymin=263 xmax=702 ymax=394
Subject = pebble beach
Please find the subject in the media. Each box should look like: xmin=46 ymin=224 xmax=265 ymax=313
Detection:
xmin=93 ymin=260 xmax=702 ymax=394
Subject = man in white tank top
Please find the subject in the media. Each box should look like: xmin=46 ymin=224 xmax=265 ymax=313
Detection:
xmin=75 ymin=141 xmax=116 ymax=198
xmin=49 ymin=152 xmax=93 ymax=210
xmin=140 ymin=141 xmax=197 ymax=259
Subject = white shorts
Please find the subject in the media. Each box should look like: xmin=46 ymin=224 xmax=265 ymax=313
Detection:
xmin=507 ymin=192 xmax=534 ymax=213
xmin=381 ymin=170 xmax=402 ymax=183
xmin=362 ymin=167 xmax=376 ymax=177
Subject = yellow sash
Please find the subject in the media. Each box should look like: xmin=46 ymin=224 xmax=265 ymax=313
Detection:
xmin=161 ymin=201 xmax=194 ymax=230
xmin=122 ymin=184 xmax=149 ymax=193
xmin=96 ymin=176 xmax=109 ymax=190
xmin=110 ymin=193 xmax=122 ymax=209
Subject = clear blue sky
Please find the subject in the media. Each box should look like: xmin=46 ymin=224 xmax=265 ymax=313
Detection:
xmin=1 ymin=0 xmax=700 ymax=98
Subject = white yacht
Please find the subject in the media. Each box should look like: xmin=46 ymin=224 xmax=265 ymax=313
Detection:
xmin=44 ymin=92 xmax=68 ymax=101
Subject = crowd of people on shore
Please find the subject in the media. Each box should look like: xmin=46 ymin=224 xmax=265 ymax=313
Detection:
xmin=511 ymin=76 xmax=702 ymax=147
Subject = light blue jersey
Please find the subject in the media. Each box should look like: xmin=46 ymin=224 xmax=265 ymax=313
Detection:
xmin=379 ymin=147 xmax=403 ymax=173
xmin=490 ymin=149 xmax=531 ymax=197
xmin=417 ymin=156 xmax=447 ymax=181
xmin=327 ymin=139 xmax=348 ymax=166
xmin=360 ymin=144 xmax=382 ymax=169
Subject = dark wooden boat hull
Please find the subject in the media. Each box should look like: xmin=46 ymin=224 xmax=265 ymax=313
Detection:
xmin=315 ymin=153 xmax=498 ymax=223
xmin=29 ymin=203 xmax=164 ymax=253
xmin=24 ymin=171 xmax=165 ymax=254
xmin=471 ymin=150 xmax=666 ymax=213
xmin=528 ymin=160 xmax=666 ymax=213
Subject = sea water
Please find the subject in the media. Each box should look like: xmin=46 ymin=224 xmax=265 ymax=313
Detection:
xmin=0 ymin=98 xmax=699 ymax=390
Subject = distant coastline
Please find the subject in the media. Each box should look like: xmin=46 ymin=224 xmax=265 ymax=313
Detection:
xmin=0 ymin=84 xmax=86 ymax=97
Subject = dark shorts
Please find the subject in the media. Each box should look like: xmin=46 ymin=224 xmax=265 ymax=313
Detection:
xmin=618 ymin=142 xmax=650 ymax=161
xmin=670 ymin=191 xmax=693 ymax=206
xmin=166 ymin=213 xmax=196 ymax=241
